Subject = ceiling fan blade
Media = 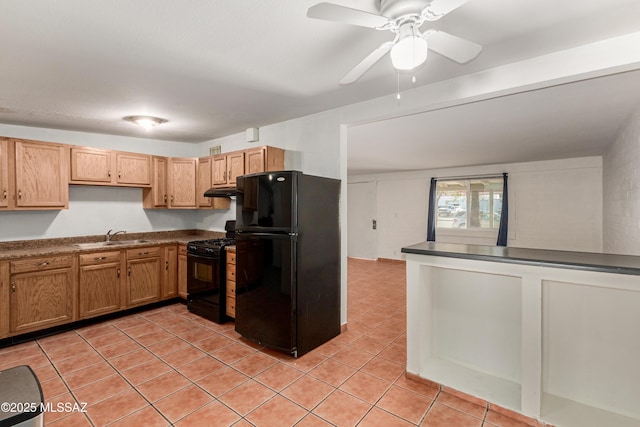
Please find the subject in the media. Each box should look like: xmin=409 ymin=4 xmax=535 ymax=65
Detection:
xmin=424 ymin=30 xmax=482 ymax=63
xmin=340 ymin=42 xmax=394 ymax=85
xmin=307 ymin=2 xmax=389 ymax=29
xmin=423 ymin=0 xmax=469 ymax=20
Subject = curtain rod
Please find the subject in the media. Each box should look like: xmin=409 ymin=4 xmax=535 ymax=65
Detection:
xmin=434 ymin=173 xmax=506 ymax=181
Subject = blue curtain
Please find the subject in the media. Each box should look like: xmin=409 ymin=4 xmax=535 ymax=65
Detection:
xmin=497 ymin=173 xmax=509 ymax=246
xmin=427 ymin=178 xmax=436 ymax=241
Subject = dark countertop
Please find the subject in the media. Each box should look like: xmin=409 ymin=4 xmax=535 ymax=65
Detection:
xmin=401 ymin=241 xmax=640 ymax=276
xmin=0 ymin=230 xmax=226 ymax=261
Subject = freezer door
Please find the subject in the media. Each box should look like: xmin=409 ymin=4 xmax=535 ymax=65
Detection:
xmin=236 ymin=172 xmax=297 ymax=233
xmin=234 ymin=234 xmax=297 ymax=354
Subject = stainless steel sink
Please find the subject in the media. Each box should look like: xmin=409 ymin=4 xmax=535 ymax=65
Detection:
xmin=74 ymin=239 xmax=152 ymax=249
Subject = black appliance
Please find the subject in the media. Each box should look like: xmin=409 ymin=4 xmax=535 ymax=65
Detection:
xmin=186 ymin=220 xmax=236 ymax=324
xmin=235 ymin=171 xmax=340 ymax=357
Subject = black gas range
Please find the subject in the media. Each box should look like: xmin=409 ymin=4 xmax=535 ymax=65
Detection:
xmin=186 ymin=238 xmax=236 ymax=257
xmin=186 ymin=221 xmax=235 ymax=324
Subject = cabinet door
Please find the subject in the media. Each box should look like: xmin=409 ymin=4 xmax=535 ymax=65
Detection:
xmin=70 ymin=146 xmax=113 ymax=184
xmin=212 ymin=155 xmax=228 ymax=187
xmin=14 ymin=140 xmax=68 ymax=208
xmin=127 ymin=257 xmax=161 ymax=306
xmin=78 ymin=262 xmax=121 ymax=319
xmin=168 ymin=158 xmax=197 ymax=208
xmin=10 ymin=267 xmax=74 ymax=333
xmin=178 ymin=246 xmax=187 ymax=299
xmin=197 ymin=157 xmax=213 ymax=207
xmin=227 ymin=152 xmax=245 ymax=186
xmin=0 ymin=139 xmax=9 ymax=208
xmin=162 ymin=246 xmax=178 ymax=299
xmin=0 ymin=262 xmax=9 ymax=337
xmin=245 ymin=148 xmax=266 ymax=175
xmin=116 ymin=152 xmax=151 ymax=186
xmin=143 ymin=156 xmax=168 ymax=208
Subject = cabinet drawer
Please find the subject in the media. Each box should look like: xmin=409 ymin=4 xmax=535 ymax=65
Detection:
xmin=10 ymin=255 xmax=73 ymax=273
xmin=178 ymin=245 xmax=187 ymax=256
xmin=226 ymin=264 xmax=236 ymax=281
xmin=79 ymin=251 xmax=121 ymax=265
xmin=226 ymin=296 xmax=236 ymax=318
xmin=227 ymin=250 xmax=236 ymax=264
xmin=126 ymin=247 xmax=161 ymax=259
xmin=226 ymin=281 xmax=236 ymax=297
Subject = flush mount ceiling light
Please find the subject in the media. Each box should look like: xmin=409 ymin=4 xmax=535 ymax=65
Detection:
xmin=123 ymin=115 xmax=167 ymax=131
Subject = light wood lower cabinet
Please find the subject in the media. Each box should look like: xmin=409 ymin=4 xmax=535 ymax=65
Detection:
xmin=78 ymin=251 xmax=122 ymax=319
xmin=226 ymin=247 xmax=236 ymax=319
xmin=162 ymin=245 xmax=178 ymax=299
xmin=0 ymin=262 xmax=9 ymax=338
xmin=126 ymin=247 xmax=162 ymax=307
xmin=9 ymin=255 xmax=76 ymax=334
xmin=178 ymin=244 xmax=187 ymax=299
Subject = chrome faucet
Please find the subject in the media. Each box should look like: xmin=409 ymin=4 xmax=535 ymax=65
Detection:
xmin=106 ymin=229 xmax=126 ymax=242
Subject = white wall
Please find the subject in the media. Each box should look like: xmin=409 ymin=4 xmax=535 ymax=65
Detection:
xmin=603 ymin=103 xmax=640 ymax=255
xmin=349 ymin=156 xmax=603 ymax=260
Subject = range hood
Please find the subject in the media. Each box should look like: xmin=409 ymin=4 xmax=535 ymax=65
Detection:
xmin=204 ymin=187 xmax=236 ymax=198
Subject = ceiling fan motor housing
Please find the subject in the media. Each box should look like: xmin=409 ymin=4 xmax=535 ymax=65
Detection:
xmin=378 ymin=0 xmax=431 ymax=19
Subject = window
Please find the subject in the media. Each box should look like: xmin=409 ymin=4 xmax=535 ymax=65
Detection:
xmin=435 ymin=177 xmax=504 ymax=230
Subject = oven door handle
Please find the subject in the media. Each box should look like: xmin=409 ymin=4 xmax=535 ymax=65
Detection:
xmin=187 ymin=252 xmax=218 ymax=261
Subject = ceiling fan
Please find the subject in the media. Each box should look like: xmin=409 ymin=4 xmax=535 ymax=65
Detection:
xmin=307 ymin=0 xmax=482 ymax=85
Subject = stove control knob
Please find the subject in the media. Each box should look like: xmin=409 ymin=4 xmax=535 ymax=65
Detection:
xmin=205 ymin=248 xmax=214 ymax=253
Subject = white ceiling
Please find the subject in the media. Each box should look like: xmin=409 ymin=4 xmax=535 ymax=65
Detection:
xmin=348 ymin=70 xmax=640 ymax=175
xmin=1 ymin=0 xmax=640 ymax=172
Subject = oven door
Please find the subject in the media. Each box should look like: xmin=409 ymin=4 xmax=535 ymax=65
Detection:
xmin=186 ymin=252 xmax=220 ymax=297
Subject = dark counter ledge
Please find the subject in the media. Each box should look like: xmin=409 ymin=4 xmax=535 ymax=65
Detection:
xmin=401 ymin=241 xmax=640 ymax=276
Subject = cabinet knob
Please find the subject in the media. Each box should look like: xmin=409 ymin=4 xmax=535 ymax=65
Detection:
xmin=165 ymin=261 xmax=169 ymax=270
xmin=11 ymin=282 xmax=16 ymax=293
xmin=117 ymin=268 xmax=121 ymax=278
xmin=108 ymin=170 xmax=111 ymax=178
xmin=128 ymin=267 xmax=131 ymax=276
xmin=163 ymin=194 xmax=167 ymax=203
xmin=118 ymin=171 xmax=122 ymax=179
xmin=17 ymin=190 xmax=22 ymax=199
xmin=2 ymin=189 xmax=6 ymax=200
xmin=94 ymin=256 xmax=107 ymax=261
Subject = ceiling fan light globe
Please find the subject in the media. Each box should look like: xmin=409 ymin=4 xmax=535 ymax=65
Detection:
xmin=390 ymin=36 xmax=428 ymax=70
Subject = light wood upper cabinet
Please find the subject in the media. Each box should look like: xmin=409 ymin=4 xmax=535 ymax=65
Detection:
xmin=198 ymin=157 xmax=213 ymax=208
xmin=245 ymin=146 xmax=285 ymax=175
xmin=168 ymin=157 xmax=198 ymax=208
xmin=115 ymin=152 xmax=151 ymax=186
xmin=70 ymin=146 xmax=151 ymax=187
xmin=0 ymin=139 xmax=9 ymax=208
xmin=143 ymin=156 xmax=168 ymax=208
xmin=14 ymin=139 xmax=69 ymax=209
xmin=212 ymin=151 xmax=245 ymax=188
xmin=198 ymin=157 xmax=230 ymax=210
xmin=70 ymin=147 xmax=112 ymax=183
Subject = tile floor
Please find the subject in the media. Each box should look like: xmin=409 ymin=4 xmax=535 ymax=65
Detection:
xmin=0 ymin=258 xmax=541 ymax=426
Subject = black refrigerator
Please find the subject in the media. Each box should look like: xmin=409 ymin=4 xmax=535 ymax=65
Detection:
xmin=234 ymin=170 xmax=340 ymax=357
